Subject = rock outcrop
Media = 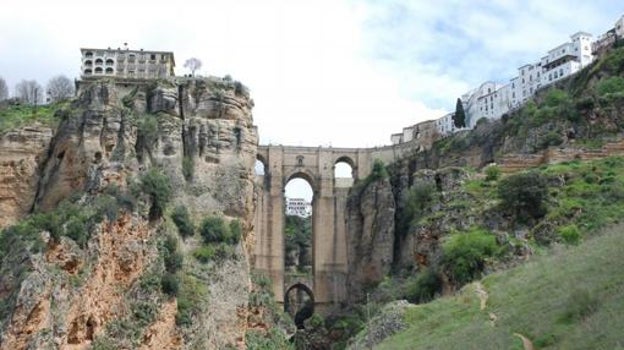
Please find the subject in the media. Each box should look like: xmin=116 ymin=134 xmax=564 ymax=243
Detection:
xmin=0 ymin=125 xmax=53 ymax=228
xmin=346 ymin=178 xmax=395 ymax=302
xmin=0 ymin=76 xmax=260 ymax=349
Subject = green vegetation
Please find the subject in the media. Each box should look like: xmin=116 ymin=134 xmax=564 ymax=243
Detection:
xmin=441 ymin=228 xmax=499 ymax=285
xmin=0 ymin=101 xmax=66 ymax=133
xmin=160 ymin=235 xmax=183 ymax=296
xmin=377 ymin=224 xmax=624 ymax=349
xmin=138 ymin=168 xmax=172 ymax=220
xmin=498 ymin=170 xmax=549 ymax=221
xmin=284 ymin=215 xmax=311 ymax=272
xmin=176 ymin=272 xmax=208 ymax=326
xmin=246 ymin=273 xmax=294 ymax=349
xmin=171 ymin=205 xmax=194 ymax=239
xmin=453 ymin=97 xmax=466 ymax=128
xmin=199 ymin=216 xmax=241 ymax=245
xmin=484 ymin=164 xmax=501 ymax=182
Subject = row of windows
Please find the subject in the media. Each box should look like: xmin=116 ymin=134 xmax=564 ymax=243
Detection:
xmin=84 ymin=51 xmax=169 ymax=61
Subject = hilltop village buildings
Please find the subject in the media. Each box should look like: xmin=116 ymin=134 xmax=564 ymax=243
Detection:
xmin=392 ymin=13 xmax=624 ymax=145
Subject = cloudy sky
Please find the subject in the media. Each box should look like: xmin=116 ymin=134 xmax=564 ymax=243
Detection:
xmin=1 ymin=0 xmax=623 ymax=150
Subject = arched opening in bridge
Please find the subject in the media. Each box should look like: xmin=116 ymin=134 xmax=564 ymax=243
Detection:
xmin=284 ymin=175 xmax=314 ymax=319
xmin=254 ymin=158 xmax=266 ymax=176
xmin=284 ymin=283 xmax=315 ymax=329
xmin=334 ymin=157 xmax=355 ymax=188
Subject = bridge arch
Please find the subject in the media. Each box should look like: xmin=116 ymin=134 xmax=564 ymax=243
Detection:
xmin=253 ymin=145 xmax=376 ymax=311
xmin=284 ymin=283 xmax=315 ymax=329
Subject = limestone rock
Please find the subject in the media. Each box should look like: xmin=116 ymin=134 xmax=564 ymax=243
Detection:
xmin=0 ymin=125 xmax=53 ymax=228
xmin=346 ymin=178 xmax=395 ymax=302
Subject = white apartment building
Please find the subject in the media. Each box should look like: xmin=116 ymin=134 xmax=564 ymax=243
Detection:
xmin=435 ymin=112 xmax=457 ymax=136
xmin=391 ymin=13 xmax=620 ymax=144
xmin=616 ymin=15 xmax=624 ymax=38
xmin=285 ymin=198 xmax=312 ymax=218
xmin=80 ymin=47 xmax=175 ymax=79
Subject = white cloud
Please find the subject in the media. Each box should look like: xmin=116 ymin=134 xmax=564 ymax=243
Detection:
xmin=0 ymin=0 xmax=622 ymax=148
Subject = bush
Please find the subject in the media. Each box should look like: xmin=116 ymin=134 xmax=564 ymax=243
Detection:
xmin=484 ymin=165 xmax=501 ymax=182
xmin=200 ymin=216 xmax=230 ymax=243
xmin=558 ymin=224 xmax=581 ymax=245
xmin=161 ymin=273 xmax=179 ymax=296
xmin=139 ymin=168 xmax=172 ymax=220
xmin=498 ymin=171 xmax=549 ymax=220
xmin=193 ymin=245 xmax=216 ymax=263
xmin=137 ymin=115 xmax=159 ymax=149
xmin=405 ymin=268 xmax=442 ymax=303
xmin=442 ymin=229 xmax=498 ymax=285
xmin=596 ymin=76 xmax=624 ymax=96
xmin=171 ymin=205 xmax=194 ymax=239
xmin=370 ymin=159 xmax=388 ymax=181
xmin=559 ymin=289 xmax=600 ymax=323
xmin=229 ymin=219 xmax=242 ymax=244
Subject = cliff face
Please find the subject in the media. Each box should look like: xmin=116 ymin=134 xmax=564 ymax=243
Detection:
xmin=345 ymin=178 xmax=395 ymax=302
xmin=0 ymin=77 xmax=259 ymax=349
xmin=0 ymin=125 xmax=53 ymax=228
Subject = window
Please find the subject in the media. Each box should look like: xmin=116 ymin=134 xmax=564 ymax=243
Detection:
xmin=94 ymin=67 xmax=103 ymax=74
xmin=105 ymin=59 xmax=114 ymax=66
xmin=84 ymin=69 xmax=92 ymax=75
xmin=85 ymin=51 xmax=93 ymax=58
xmin=150 ymin=54 xmax=156 ymax=60
xmin=522 ymin=78 xmax=525 ymax=83
xmin=105 ymin=67 xmax=114 ymax=74
xmin=512 ymin=92 xmax=515 ymax=98
xmin=512 ymin=82 xmax=515 ymax=88
xmin=559 ymin=68 xmax=564 ymax=76
xmin=84 ymin=60 xmax=93 ymax=67
xmin=95 ymin=58 xmax=103 ymax=65
xmin=549 ymin=73 xmax=552 ymax=81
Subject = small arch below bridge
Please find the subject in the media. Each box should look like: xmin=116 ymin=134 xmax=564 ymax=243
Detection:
xmin=284 ymin=283 xmax=315 ymax=329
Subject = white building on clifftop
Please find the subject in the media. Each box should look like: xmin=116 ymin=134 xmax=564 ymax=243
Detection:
xmin=80 ymin=47 xmax=175 ymax=79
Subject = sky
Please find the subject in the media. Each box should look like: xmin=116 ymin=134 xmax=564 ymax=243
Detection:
xmin=2 ymin=0 xmax=623 ymax=200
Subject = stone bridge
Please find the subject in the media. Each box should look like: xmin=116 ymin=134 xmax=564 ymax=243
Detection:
xmin=252 ymin=143 xmax=416 ymax=309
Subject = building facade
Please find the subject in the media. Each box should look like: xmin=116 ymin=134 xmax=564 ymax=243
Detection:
xmin=80 ymin=47 xmax=175 ymax=79
xmin=388 ymin=13 xmax=621 ymax=145
xmin=285 ymin=198 xmax=312 ymax=218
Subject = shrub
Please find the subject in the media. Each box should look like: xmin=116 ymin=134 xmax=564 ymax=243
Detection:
xmin=161 ymin=273 xmax=179 ymax=296
xmin=539 ymin=131 xmax=564 ymax=149
xmin=200 ymin=216 xmax=230 ymax=243
xmin=229 ymin=219 xmax=242 ymax=244
xmin=484 ymin=165 xmax=501 ymax=182
xmin=442 ymin=229 xmax=498 ymax=285
xmin=558 ymin=224 xmax=581 ymax=245
xmin=193 ymin=245 xmax=216 ymax=263
xmin=370 ymin=159 xmax=388 ymax=181
xmin=182 ymin=156 xmax=193 ymax=181
xmin=498 ymin=171 xmax=549 ymax=220
xmin=137 ymin=115 xmax=159 ymax=149
xmin=139 ymin=168 xmax=172 ymax=220
xmin=596 ymin=76 xmax=624 ymax=96
xmin=171 ymin=205 xmax=194 ymax=239
xmin=405 ymin=268 xmax=442 ymax=303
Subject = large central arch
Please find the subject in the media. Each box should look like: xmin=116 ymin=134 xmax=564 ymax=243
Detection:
xmin=253 ymin=145 xmax=375 ymax=309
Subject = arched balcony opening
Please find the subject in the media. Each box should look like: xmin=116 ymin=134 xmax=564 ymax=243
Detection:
xmin=94 ymin=67 xmax=103 ymax=74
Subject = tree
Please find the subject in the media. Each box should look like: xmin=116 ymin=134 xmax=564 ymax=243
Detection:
xmin=15 ymin=80 xmax=43 ymax=105
xmin=498 ymin=171 xmax=548 ymax=220
xmin=47 ymin=75 xmax=74 ymax=102
xmin=0 ymin=77 xmax=8 ymax=101
xmin=453 ymin=98 xmax=466 ymax=128
xmin=184 ymin=58 xmax=202 ymax=77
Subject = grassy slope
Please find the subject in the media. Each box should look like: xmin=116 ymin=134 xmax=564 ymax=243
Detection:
xmin=0 ymin=102 xmax=65 ymax=133
xmin=378 ymin=224 xmax=624 ymax=349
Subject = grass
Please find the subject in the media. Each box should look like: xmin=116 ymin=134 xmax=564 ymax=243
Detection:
xmin=376 ymin=224 xmax=624 ymax=349
xmin=0 ymin=102 xmax=65 ymax=133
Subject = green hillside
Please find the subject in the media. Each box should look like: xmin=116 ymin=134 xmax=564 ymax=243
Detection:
xmin=377 ymin=223 xmax=624 ymax=349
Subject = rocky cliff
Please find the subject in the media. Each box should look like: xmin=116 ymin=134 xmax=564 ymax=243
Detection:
xmin=0 ymin=76 xmax=260 ymax=349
